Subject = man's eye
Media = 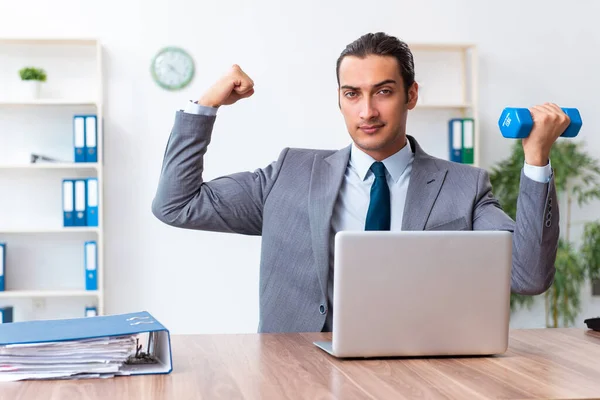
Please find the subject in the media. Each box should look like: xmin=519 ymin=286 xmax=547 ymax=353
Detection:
xmin=344 ymin=92 xmax=357 ymax=98
xmin=379 ymin=89 xmax=391 ymax=95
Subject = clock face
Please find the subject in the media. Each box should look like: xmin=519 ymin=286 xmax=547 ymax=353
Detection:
xmin=151 ymin=46 xmax=195 ymax=90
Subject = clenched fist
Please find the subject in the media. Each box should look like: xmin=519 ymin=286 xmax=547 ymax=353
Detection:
xmin=198 ymin=64 xmax=255 ymax=108
xmin=522 ymin=103 xmax=571 ymax=167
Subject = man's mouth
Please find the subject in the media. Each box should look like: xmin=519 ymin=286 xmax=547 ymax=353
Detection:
xmin=359 ymin=124 xmax=384 ymax=134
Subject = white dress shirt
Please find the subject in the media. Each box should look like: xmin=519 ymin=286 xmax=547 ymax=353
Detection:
xmin=331 ymin=141 xmax=414 ymax=232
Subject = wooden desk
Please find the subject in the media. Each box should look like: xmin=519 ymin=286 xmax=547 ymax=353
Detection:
xmin=3 ymin=328 xmax=600 ymax=399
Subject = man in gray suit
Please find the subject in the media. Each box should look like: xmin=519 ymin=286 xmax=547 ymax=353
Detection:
xmin=153 ymin=32 xmax=566 ymax=333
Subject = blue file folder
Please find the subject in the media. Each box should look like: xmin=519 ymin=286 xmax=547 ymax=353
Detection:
xmin=74 ymin=179 xmax=87 ymax=226
xmin=85 ymin=115 xmax=98 ymax=163
xmin=84 ymin=241 xmax=97 ymax=291
xmin=85 ymin=306 xmax=98 ymax=317
xmin=73 ymin=116 xmax=86 ymax=163
xmin=461 ymin=118 xmax=475 ymax=164
xmin=0 ymin=243 xmax=5 ymax=292
xmin=448 ymin=118 xmax=463 ymax=163
xmin=62 ymin=180 xmax=75 ymax=227
xmin=0 ymin=306 xmax=13 ymax=323
xmin=0 ymin=311 xmax=173 ymax=376
xmin=86 ymin=178 xmax=99 ymax=227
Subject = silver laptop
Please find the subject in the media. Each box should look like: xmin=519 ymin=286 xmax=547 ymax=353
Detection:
xmin=314 ymin=230 xmax=513 ymax=358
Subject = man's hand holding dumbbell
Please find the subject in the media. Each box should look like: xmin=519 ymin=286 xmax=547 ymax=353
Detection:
xmin=522 ymin=103 xmax=571 ymax=167
xmin=499 ymin=103 xmax=582 ymax=167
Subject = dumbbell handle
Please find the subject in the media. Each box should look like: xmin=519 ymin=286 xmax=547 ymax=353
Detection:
xmin=499 ymin=107 xmax=582 ymax=139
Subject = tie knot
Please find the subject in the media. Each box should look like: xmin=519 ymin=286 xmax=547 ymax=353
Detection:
xmin=370 ymin=161 xmax=387 ymax=178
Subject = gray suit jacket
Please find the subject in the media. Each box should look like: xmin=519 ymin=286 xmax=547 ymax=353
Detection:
xmin=152 ymin=111 xmax=559 ymax=333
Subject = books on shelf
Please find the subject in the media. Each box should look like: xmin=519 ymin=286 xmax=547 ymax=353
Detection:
xmin=0 ymin=239 xmax=98 ymax=320
xmin=0 ymin=307 xmax=13 ymax=323
xmin=85 ymin=241 xmax=97 ymax=291
xmin=25 ymin=113 xmax=99 ymax=166
xmin=85 ymin=306 xmax=98 ymax=317
xmin=62 ymin=178 xmax=99 ymax=227
xmin=0 ymin=240 xmax=96 ymax=290
xmin=73 ymin=114 xmax=97 ymax=163
xmin=448 ymin=118 xmax=474 ymax=164
xmin=0 ymin=243 xmax=5 ymax=292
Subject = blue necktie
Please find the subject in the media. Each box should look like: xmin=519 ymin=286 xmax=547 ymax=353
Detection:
xmin=365 ymin=161 xmax=391 ymax=231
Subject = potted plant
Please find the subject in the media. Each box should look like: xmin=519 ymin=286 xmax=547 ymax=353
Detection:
xmin=489 ymin=139 xmax=600 ymax=327
xmin=18 ymin=67 xmax=47 ymax=99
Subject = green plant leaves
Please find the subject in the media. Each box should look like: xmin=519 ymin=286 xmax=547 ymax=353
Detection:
xmin=581 ymin=222 xmax=600 ymax=283
xmin=19 ymin=67 xmax=47 ymax=82
xmin=489 ymin=140 xmax=600 ymax=327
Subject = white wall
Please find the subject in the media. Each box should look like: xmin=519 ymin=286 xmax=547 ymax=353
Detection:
xmin=1 ymin=0 xmax=600 ymax=333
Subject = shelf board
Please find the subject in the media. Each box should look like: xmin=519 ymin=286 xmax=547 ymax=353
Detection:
xmin=415 ymin=103 xmax=473 ymax=109
xmin=409 ymin=43 xmax=476 ymax=51
xmin=0 ymin=99 xmax=98 ymax=106
xmin=0 ymin=227 xmax=99 ymax=234
xmin=0 ymin=38 xmax=98 ymax=46
xmin=0 ymin=290 xmax=99 ymax=299
xmin=0 ymin=163 xmax=99 ymax=170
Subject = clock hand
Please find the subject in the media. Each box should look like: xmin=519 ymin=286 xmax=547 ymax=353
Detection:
xmin=167 ymin=63 xmax=185 ymax=78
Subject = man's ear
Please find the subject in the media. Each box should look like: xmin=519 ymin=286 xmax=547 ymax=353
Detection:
xmin=407 ymin=81 xmax=419 ymax=110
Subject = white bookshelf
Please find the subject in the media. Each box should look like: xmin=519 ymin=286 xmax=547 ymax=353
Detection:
xmin=0 ymin=163 xmax=100 ymax=170
xmin=0 ymin=290 xmax=99 ymax=299
xmin=0 ymin=38 xmax=98 ymax=46
xmin=415 ymin=103 xmax=473 ymax=109
xmin=0 ymin=228 xmax=100 ymax=234
xmin=0 ymin=100 xmax=98 ymax=106
xmin=0 ymin=163 xmax=101 ymax=171
xmin=0 ymin=38 xmax=104 ymax=322
xmin=408 ymin=42 xmax=479 ymax=167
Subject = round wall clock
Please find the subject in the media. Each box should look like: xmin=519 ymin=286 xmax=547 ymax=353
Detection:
xmin=150 ymin=46 xmax=195 ymax=90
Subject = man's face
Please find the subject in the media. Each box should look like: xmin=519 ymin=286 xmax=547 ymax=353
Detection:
xmin=338 ymin=55 xmax=418 ymax=161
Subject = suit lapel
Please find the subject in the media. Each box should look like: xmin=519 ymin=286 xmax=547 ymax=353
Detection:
xmin=402 ymin=136 xmax=448 ymax=230
xmin=308 ymin=146 xmax=350 ymax=299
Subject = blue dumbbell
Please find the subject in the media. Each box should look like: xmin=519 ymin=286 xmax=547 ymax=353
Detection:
xmin=498 ymin=107 xmax=582 ymax=139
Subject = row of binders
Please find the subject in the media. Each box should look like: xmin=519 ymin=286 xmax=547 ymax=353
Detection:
xmin=63 ymin=178 xmax=99 ymax=227
xmin=73 ymin=115 xmax=98 ymax=163
xmin=0 ymin=306 xmax=97 ymax=324
xmin=0 ymin=241 xmax=98 ymax=292
xmin=448 ymin=118 xmax=475 ymax=164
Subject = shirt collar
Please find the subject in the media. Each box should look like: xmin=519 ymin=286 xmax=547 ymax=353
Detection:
xmin=350 ymin=138 xmax=413 ymax=183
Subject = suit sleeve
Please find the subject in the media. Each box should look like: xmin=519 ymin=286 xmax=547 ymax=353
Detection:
xmin=472 ymin=168 xmax=559 ymax=295
xmin=151 ymin=111 xmax=287 ymax=235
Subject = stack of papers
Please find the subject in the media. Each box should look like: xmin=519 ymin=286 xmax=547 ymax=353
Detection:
xmin=0 ymin=311 xmax=172 ymax=381
xmin=0 ymin=335 xmax=138 ymax=381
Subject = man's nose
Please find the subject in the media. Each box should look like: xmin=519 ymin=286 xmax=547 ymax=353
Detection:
xmin=359 ymin=99 xmax=379 ymax=120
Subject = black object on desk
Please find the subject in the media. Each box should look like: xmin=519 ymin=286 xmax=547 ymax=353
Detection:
xmin=584 ymin=317 xmax=600 ymax=331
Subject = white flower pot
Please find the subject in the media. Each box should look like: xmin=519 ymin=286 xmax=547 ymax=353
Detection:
xmin=21 ymin=80 xmax=41 ymax=100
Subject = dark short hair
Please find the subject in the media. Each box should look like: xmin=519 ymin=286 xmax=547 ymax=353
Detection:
xmin=336 ymin=32 xmax=415 ymax=99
